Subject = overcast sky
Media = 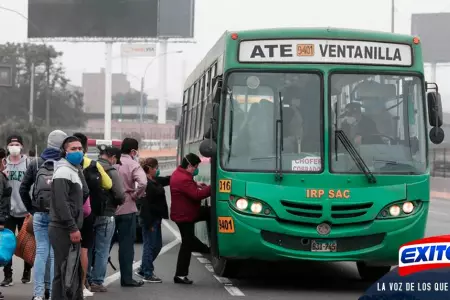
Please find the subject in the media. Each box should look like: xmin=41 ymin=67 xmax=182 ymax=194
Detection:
xmin=1 ymin=0 xmax=450 ymax=109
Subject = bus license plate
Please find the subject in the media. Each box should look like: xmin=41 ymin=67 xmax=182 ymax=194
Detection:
xmin=311 ymin=240 xmax=337 ymax=252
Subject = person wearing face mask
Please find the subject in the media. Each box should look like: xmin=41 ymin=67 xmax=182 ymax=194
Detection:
xmin=48 ymin=136 xmax=86 ymax=300
xmin=87 ymin=146 xmax=124 ymax=293
xmin=72 ymin=132 xmax=112 ymax=297
xmin=2 ymin=135 xmax=32 ymax=287
xmin=341 ymin=102 xmax=381 ymax=145
xmin=115 ymin=138 xmax=146 ymax=287
xmin=0 ymin=148 xmax=11 ymax=300
xmin=170 ymin=153 xmax=211 ymax=284
xmin=135 ymin=157 xmax=170 ymax=283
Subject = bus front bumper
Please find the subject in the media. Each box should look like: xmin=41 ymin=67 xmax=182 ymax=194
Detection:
xmin=216 ymin=201 xmax=429 ymax=266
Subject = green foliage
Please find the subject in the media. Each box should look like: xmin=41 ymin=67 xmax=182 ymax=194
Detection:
xmin=112 ymin=90 xmax=148 ymax=106
xmin=0 ymin=42 xmax=85 ymax=127
xmin=0 ymin=117 xmax=48 ymax=153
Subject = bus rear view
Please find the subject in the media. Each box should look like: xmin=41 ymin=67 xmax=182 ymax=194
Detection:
xmin=193 ymin=28 xmax=445 ymax=281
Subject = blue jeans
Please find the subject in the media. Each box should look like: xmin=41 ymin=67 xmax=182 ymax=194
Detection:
xmin=140 ymin=218 xmax=162 ymax=277
xmin=87 ymin=216 xmax=115 ymax=285
xmin=33 ymin=212 xmax=54 ymax=297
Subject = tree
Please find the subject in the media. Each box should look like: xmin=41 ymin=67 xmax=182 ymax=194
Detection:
xmin=0 ymin=43 xmax=85 ymax=127
xmin=0 ymin=117 xmax=48 ymax=154
xmin=112 ymin=91 xmax=148 ymax=106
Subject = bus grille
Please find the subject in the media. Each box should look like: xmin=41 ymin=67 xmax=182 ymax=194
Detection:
xmin=280 ymin=200 xmax=322 ymax=218
xmin=331 ymin=202 xmax=373 ymax=219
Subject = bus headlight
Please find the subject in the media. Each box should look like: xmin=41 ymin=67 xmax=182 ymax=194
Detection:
xmin=389 ymin=205 xmax=401 ymax=217
xmin=377 ymin=200 xmax=422 ymax=219
xmin=250 ymin=202 xmax=263 ymax=214
xmin=235 ymin=198 xmax=248 ymax=210
xmin=402 ymin=201 xmax=414 ymax=214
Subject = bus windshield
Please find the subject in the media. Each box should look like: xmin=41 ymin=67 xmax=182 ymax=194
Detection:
xmin=221 ymin=72 xmax=322 ymax=172
xmin=330 ymin=73 xmax=427 ymax=174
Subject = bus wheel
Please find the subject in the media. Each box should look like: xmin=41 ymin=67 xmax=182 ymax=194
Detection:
xmin=357 ymin=262 xmax=391 ymax=281
xmin=212 ymin=256 xmax=240 ymax=278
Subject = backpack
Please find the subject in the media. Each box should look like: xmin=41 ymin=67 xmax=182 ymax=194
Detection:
xmin=83 ymin=160 xmax=110 ymax=217
xmin=32 ymin=160 xmax=55 ymax=211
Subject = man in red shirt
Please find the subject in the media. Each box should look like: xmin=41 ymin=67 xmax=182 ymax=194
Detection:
xmin=170 ymin=153 xmax=211 ymax=284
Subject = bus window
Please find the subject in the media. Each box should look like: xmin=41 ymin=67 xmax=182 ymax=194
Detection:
xmin=221 ymin=72 xmax=322 ymax=172
xmin=330 ymin=74 xmax=426 ymax=174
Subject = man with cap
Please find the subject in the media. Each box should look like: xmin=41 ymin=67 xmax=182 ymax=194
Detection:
xmin=20 ymin=130 xmax=68 ymax=299
xmin=87 ymin=145 xmax=124 ymax=293
xmin=2 ymin=134 xmax=32 ymax=287
xmin=341 ymin=102 xmax=381 ymax=145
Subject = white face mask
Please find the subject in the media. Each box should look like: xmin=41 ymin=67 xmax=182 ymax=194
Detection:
xmin=8 ymin=145 xmax=21 ymax=156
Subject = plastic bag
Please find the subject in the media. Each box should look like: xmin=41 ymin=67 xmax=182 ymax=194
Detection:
xmin=0 ymin=228 xmax=17 ymax=267
xmin=62 ymin=243 xmax=82 ymax=299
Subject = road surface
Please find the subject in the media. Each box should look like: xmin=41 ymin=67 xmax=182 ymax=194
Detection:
xmin=2 ymin=189 xmax=450 ymax=300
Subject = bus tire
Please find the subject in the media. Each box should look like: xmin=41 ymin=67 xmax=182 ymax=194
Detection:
xmin=212 ymin=256 xmax=240 ymax=278
xmin=357 ymin=262 xmax=391 ymax=281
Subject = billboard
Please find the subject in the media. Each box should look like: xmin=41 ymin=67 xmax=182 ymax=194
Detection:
xmin=411 ymin=13 xmax=450 ymax=63
xmin=121 ymin=43 xmax=157 ymax=57
xmin=28 ymin=0 xmax=158 ymax=38
xmin=158 ymin=0 xmax=195 ymax=38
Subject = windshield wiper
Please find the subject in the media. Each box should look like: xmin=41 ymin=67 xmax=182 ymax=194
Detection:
xmin=275 ymin=91 xmax=284 ymax=182
xmin=335 ymin=129 xmax=377 ymax=184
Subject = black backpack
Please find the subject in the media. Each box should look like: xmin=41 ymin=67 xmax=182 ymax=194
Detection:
xmin=32 ymin=160 xmax=55 ymax=211
xmin=83 ymin=160 xmax=110 ymax=217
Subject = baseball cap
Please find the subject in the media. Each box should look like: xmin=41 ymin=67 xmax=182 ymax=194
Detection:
xmin=7 ymin=134 xmax=23 ymax=146
xmin=98 ymin=145 xmax=121 ymax=165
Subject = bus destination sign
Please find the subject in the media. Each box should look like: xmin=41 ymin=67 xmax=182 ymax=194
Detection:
xmin=238 ymin=39 xmax=413 ymax=66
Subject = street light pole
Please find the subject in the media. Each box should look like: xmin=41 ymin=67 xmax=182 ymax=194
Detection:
xmin=391 ymin=0 xmax=395 ymax=33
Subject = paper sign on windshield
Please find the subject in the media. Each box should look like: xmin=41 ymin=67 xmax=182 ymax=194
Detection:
xmin=239 ymin=39 xmax=412 ymax=66
xmin=292 ymin=157 xmax=322 ymax=171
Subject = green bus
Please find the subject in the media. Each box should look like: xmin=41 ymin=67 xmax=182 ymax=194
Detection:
xmin=175 ymin=27 xmax=444 ymax=281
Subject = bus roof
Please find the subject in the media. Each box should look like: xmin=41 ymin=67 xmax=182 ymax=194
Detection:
xmin=184 ymin=27 xmax=419 ymax=89
xmin=87 ymin=139 xmax=122 ymax=148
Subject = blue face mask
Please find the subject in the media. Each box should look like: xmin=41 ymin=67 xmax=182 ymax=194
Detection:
xmin=66 ymin=151 xmax=83 ymax=165
xmin=193 ymin=168 xmax=199 ymax=176
xmin=155 ymin=169 xmax=160 ymax=177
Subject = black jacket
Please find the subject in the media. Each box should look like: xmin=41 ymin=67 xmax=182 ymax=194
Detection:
xmin=138 ymin=176 xmax=170 ymax=225
xmin=49 ymin=158 xmax=85 ymax=232
xmin=97 ymin=158 xmax=125 ymax=216
xmin=0 ymin=172 xmax=11 ymax=225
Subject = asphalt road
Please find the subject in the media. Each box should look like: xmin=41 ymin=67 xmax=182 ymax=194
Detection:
xmin=2 ymin=189 xmax=450 ymax=300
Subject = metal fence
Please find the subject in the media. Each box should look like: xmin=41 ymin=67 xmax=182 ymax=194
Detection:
xmin=431 ymin=148 xmax=450 ymax=178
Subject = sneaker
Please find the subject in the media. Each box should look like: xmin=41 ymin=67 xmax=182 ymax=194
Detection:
xmin=33 ymin=297 xmax=44 ymax=300
xmin=134 ymin=270 xmax=144 ymax=278
xmin=143 ymin=275 xmax=162 ymax=283
xmin=83 ymin=288 xmax=94 ymax=297
xmin=44 ymin=288 xmax=50 ymax=300
xmin=89 ymin=284 xmax=107 ymax=292
xmin=22 ymin=270 xmax=31 ymax=284
xmin=0 ymin=292 xmax=4 ymax=300
xmin=0 ymin=277 xmax=13 ymax=287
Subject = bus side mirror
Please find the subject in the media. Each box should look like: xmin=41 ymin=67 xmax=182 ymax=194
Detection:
xmin=199 ymin=138 xmax=217 ymax=158
xmin=203 ymin=103 xmax=219 ymax=141
xmin=427 ymin=92 xmax=444 ymax=144
xmin=427 ymin=92 xmax=443 ymax=127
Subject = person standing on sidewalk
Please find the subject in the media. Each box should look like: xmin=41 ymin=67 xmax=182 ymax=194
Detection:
xmin=87 ymin=146 xmax=124 ymax=292
xmin=0 ymin=148 xmax=11 ymax=300
xmin=2 ymin=135 xmax=32 ymax=287
xmin=20 ymin=130 xmax=68 ymax=300
xmin=48 ymin=136 xmax=85 ymax=300
xmin=136 ymin=157 xmax=170 ymax=283
xmin=115 ymin=138 xmax=146 ymax=287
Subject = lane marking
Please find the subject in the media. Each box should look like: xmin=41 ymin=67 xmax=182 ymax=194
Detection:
xmin=197 ymin=257 xmax=211 ymax=264
xmin=192 ymin=252 xmax=202 ymax=256
xmin=162 ymin=219 xmax=181 ymax=240
xmin=205 ymin=264 xmax=214 ymax=272
xmin=104 ymin=222 xmax=181 ymax=287
xmin=213 ymin=274 xmax=233 ymax=285
xmin=224 ymin=286 xmax=245 ymax=296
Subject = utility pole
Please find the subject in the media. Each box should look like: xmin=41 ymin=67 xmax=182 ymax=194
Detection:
xmin=29 ymin=62 xmax=35 ymax=123
xmin=45 ymin=58 xmax=50 ymax=128
xmin=391 ymin=0 xmax=395 ymax=33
